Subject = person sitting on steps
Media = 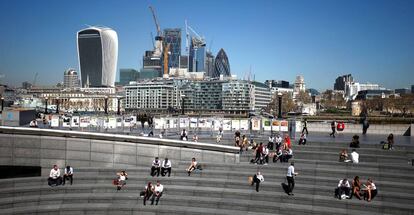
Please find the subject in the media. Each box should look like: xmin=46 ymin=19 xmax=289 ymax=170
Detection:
xmin=336 ymin=178 xmax=351 ymax=199
xmin=141 ymin=182 xmax=154 ymax=205
xmin=363 ymin=178 xmax=377 ymax=202
xmin=161 ymin=158 xmax=172 ymax=177
xmin=150 ymin=180 xmax=164 ymax=205
xmin=339 ymin=149 xmax=348 ymax=162
xmin=352 ymin=176 xmax=362 ymax=200
xmin=62 ymin=165 xmax=73 ymax=186
xmin=186 ymin=157 xmax=198 ymax=176
xmin=350 ymin=135 xmax=360 ymax=148
xmin=116 ymin=170 xmax=128 ymax=191
xmin=150 ymin=157 xmax=161 ymax=177
xmin=48 ymin=164 xmax=62 ymax=187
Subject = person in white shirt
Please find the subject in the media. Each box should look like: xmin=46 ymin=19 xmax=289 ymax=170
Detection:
xmin=48 ymin=165 xmax=62 ymax=186
xmin=116 ymin=170 xmax=128 ymax=191
xmin=286 ymin=162 xmax=298 ymax=195
xmin=364 ymin=178 xmax=377 ymax=202
xmin=151 ymin=180 xmax=164 ymax=205
xmin=251 ymin=171 xmax=264 ymax=192
xmin=351 ymin=149 xmax=359 ymax=164
xmin=180 ymin=129 xmax=188 ymax=140
xmin=336 ymin=178 xmax=351 ymax=199
xmin=268 ymin=135 xmax=275 ymax=150
xmin=216 ymin=128 xmax=223 ymax=143
xmin=62 ymin=165 xmax=74 ymax=186
xmin=151 ymin=157 xmax=161 ymax=177
xmin=262 ymin=146 xmax=269 ymax=165
xmin=282 ymin=148 xmax=293 ymax=163
xmin=161 ymin=158 xmax=172 ymax=177
xmin=186 ymin=158 xmax=198 ymax=176
xmin=275 ymin=134 xmax=283 ymax=151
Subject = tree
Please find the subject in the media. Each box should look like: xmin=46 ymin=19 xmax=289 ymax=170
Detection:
xmin=295 ymin=91 xmax=311 ymax=104
xmin=265 ymin=92 xmax=295 ymax=116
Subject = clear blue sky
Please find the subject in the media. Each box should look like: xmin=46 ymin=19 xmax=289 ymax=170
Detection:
xmin=0 ymin=0 xmax=413 ymax=91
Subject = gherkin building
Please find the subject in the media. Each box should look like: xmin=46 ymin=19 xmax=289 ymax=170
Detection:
xmin=213 ymin=48 xmax=231 ymax=78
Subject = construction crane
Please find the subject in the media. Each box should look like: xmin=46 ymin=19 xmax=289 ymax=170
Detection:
xmin=185 ymin=20 xmax=206 ymax=54
xmin=149 ymin=6 xmax=162 ymax=37
xmin=163 ymin=43 xmax=170 ymax=78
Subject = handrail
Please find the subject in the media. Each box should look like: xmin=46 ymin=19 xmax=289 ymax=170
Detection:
xmin=0 ymin=126 xmax=239 ymax=154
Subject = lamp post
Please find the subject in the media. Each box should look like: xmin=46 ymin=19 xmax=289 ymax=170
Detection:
xmin=104 ymin=96 xmax=109 ymax=114
xmin=56 ymin=97 xmax=60 ymax=114
xmin=44 ymin=96 xmax=48 ymax=114
xmin=277 ymin=92 xmax=282 ymax=119
xmin=0 ymin=96 xmax=4 ymax=113
xmin=181 ymin=94 xmax=186 ymax=115
xmin=117 ymin=97 xmax=122 ymax=115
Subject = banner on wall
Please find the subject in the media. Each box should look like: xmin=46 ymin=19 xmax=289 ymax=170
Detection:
xmin=50 ymin=116 xmax=60 ymax=127
xmin=190 ymin=118 xmax=198 ymax=128
xmin=251 ymin=118 xmax=261 ymax=131
xmin=281 ymin=120 xmax=288 ymax=132
xmin=179 ymin=118 xmax=189 ymax=128
xmin=108 ymin=117 xmax=117 ymax=129
xmin=263 ymin=118 xmax=271 ymax=131
xmin=116 ymin=117 xmax=123 ymax=127
xmin=154 ymin=118 xmax=164 ymax=129
xmin=223 ymin=119 xmax=231 ymax=131
xmin=272 ymin=120 xmax=280 ymax=132
xmin=90 ymin=117 xmax=97 ymax=127
xmin=124 ymin=116 xmax=133 ymax=127
xmin=80 ymin=116 xmax=90 ymax=128
xmin=240 ymin=119 xmax=249 ymax=130
xmin=170 ymin=118 xmax=178 ymax=128
xmin=213 ymin=119 xmax=223 ymax=131
xmin=71 ymin=116 xmax=80 ymax=127
xmin=198 ymin=118 xmax=207 ymax=128
xmin=62 ymin=116 xmax=71 ymax=127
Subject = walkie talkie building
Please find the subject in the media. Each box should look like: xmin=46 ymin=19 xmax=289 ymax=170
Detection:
xmin=77 ymin=26 xmax=118 ymax=87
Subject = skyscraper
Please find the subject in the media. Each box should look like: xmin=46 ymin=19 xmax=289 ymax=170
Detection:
xmin=213 ymin=49 xmax=230 ymax=78
xmin=119 ymin=69 xmax=138 ymax=86
xmin=334 ymin=74 xmax=353 ymax=91
xmin=63 ymin=69 xmax=80 ymax=89
xmin=189 ymin=36 xmax=206 ymax=73
xmin=77 ymin=26 xmax=118 ymax=88
xmin=164 ymin=28 xmax=181 ymax=68
xmin=205 ymin=51 xmax=215 ymax=77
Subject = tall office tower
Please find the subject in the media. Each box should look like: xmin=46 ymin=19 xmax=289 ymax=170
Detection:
xmin=164 ymin=28 xmax=181 ymax=68
xmin=63 ymin=69 xmax=80 ymax=89
xmin=213 ymin=48 xmax=231 ymax=78
xmin=205 ymin=51 xmax=215 ymax=77
xmin=188 ymin=36 xmax=206 ymax=72
xmin=77 ymin=26 xmax=118 ymax=87
xmin=334 ymin=74 xmax=353 ymax=91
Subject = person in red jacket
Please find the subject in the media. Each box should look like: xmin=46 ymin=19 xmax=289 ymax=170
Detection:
xmin=284 ymin=134 xmax=291 ymax=149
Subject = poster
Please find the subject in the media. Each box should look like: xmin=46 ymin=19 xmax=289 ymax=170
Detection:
xmin=108 ymin=117 xmax=117 ymax=129
xmin=263 ymin=118 xmax=271 ymax=131
xmin=62 ymin=116 xmax=71 ymax=127
xmin=116 ymin=117 xmax=123 ymax=127
xmin=90 ymin=117 xmax=98 ymax=127
xmin=80 ymin=116 xmax=90 ymax=128
xmin=169 ymin=118 xmax=178 ymax=128
xmin=198 ymin=118 xmax=207 ymax=128
xmin=50 ymin=116 xmax=60 ymax=127
xmin=124 ymin=116 xmax=134 ymax=127
xmin=154 ymin=118 xmax=164 ymax=129
xmin=223 ymin=119 xmax=232 ymax=131
xmin=251 ymin=118 xmax=261 ymax=131
xmin=231 ymin=119 xmax=240 ymax=130
xmin=179 ymin=118 xmax=189 ymax=128
xmin=280 ymin=120 xmax=289 ymax=132
xmin=272 ymin=120 xmax=280 ymax=132
xmin=190 ymin=118 xmax=198 ymax=128
xmin=71 ymin=116 xmax=80 ymax=128
xmin=213 ymin=119 xmax=223 ymax=131
xmin=240 ymin=119 xmax=249 ymax=130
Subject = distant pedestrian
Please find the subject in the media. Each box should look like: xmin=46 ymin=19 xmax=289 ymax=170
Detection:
xmin=385 ymin=133 xmax=394 ymax=150
xmin=251 ymin=171 xmax=264 ymax=192
xmin=151 ymin=157 xmax=161 ymax=177
xmin=298 ymin=132 xmax=307 ymax=145
xmin=161 ymin=158 xmax=172 ymax=177
xmin=302 ymin=118 xmax=309 ymax=135
xmin=330 ymin=120 xmax=336 ymax=138
xmin=180 ymin=129 xmax=188 ymax=141
xmin=362 ymin=117 xmax=369 ymax=135
xmin=192 ymin=134 xmax=198 ymax=142
xmin=286 ymin=162 xmax=298 ymax=195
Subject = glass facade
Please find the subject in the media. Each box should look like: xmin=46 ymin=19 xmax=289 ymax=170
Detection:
xmin=189 ymin=37 xmax=206 ymax=72
xmin=78 ymin=29 xmax=102 ymax=87
xmin=163 ymin=28 xmax=181 ymax=68
xmin=119 ymin=69 xmax=138 ymax=85
xmin=213 ymin=49 xmax=231 ymax=78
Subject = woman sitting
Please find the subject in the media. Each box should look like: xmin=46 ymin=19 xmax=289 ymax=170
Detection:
xmin=116 ymin=170 xmax=128 ymax=190
xmin=141 ymin=182 xmax=154 ymax=205
xmin=186 ymin=157 xmax=198 ymax=176
xmin=352 ymin=176 xmax=362 ymax=200
xmin=363 ymin=178 xmax=377 ymax=202
xmin=384 ymin=133 xmax=394 ymax=150
xmin=350 ymin=135 xmax=360 ymax=148
xmin=339 ymin=149 xmax=349 ymax=162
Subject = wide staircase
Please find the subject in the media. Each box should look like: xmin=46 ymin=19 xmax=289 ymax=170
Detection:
xmin=0 ymin=141 xmax=413 ymax=215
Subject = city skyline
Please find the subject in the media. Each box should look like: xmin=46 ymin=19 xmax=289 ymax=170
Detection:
xmin=0 ymin=0 xmax=413 ymax=91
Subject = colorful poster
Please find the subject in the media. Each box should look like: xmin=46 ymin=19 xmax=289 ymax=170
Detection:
xmin=263 ymin=118 xmax=271 ymax=131
xmin=62 ymin=116 xmax=71 ymax=127
xmin=240 ymin=119 xmax=249 ymax=130
xmin=251 ymin=118 xmax=261 ymax=131
xmin=280 ymin=120 xmax=289 ymax=132
xmin=223 ymin=119 xmax=232 ymax=131
xmin=190 ymin=118 xmax=198 ymax=128
xmin=71 ymin=116 xmax=80 ymax=128
xmin=272 ymin=120 xmax=280 ymax=132
xmin=50 ymin=116 xmax=60 ymax=127
xmin=179 ymin=118 xmax=189 ymax=128
xmin=80 ymin=116 xmax=90 ymax=128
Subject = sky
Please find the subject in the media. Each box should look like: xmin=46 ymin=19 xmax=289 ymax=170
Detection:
xmin=0 ymin=0 xmax=413 ymax=91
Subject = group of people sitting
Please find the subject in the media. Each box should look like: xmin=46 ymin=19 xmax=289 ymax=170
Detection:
xmin=47 ymin=164 xmax=74 ymax=187
xmin=249 ymin=133 xmax=293 ymax=165
xmin=339 ymin=149 xmax=359 ymax=163
xmin=113 ymin=170 xmax=128 ymax=191
xmin=335 ymin=177 xmax=377 ymax=202
xmin=140 ymin=180 xmax=164 ymax=205
xmin=180 ymin=129 xmax=199 ymax=142
xmin=150 ymin=157 xmax=172 ymax=177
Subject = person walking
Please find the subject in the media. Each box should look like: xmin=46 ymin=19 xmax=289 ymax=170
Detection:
xmin=286 ymin=162 xmax=298 ymax=195
xmin=330 ymin=120 xmax=336 ymax=138
xmin=302 ymin=118 xmax=308 ymax=135
xmin=362 ymin=116 xmax=369 ymax=135
xmin=251 ymin=171 xmax=264 ymax=192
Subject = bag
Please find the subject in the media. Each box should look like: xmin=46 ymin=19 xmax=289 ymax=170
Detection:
xmin=248 ymin=176 xmax=253 ymax=184
xmin=382 ymin=143 xmax=390 ymax=150
xmin=112 ymin=179 xmax=119 ymax=185
xmin=139 ymin=191 xmax=146 ymax=197
xmin=196 ymin=164 xmax=203 ymax=170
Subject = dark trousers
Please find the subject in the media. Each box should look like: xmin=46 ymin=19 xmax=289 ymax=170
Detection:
xmin=143 ymin=191 xmax=153 ymax=205
xmin=268 ymin=142 xmax=274 ymax=150
xmin=62 ymin=174 xmax=73 ymax=185
xmin=251 ymin=175 xmax=261 ymax=192
xmin=287 ymin=176 xmax=295 ymax=193
xmin=282 ymin=154 xmax=292 ymax=162
xmin=302 ymin=127 xmax=308 ymax=135
xmin=253 ymin=151 xmax=261 ymax=163
xmin=338 ymin=187 xmax=351 ymax=197
xmin=151 ymin=167 xmax=160 ymax=177
xmin=273 ymin=155 xmax=282 ymax=163
xmin=330 ymin=127 xmax=336 ymax=137
xmin=161 ymin=167 xmax=171 ymax=177
xmin=298 ymin=139 xmax=307 ymax=145
xmin=151 ymin=192 xmax=163 ymax=205
xmin=48 ymin=177 xmax=62 ymax=186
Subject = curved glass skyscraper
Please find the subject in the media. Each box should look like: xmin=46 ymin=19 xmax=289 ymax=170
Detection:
xmin=77 ymin=26 xmax=118 ymax=87
xmin=213 ymin=48 xmax=230 ymax=78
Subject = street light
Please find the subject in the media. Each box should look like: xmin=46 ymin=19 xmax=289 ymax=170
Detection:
xmin=181 ymin=94 xmax=186 ymax=115
xmin=117 ymin=97 xmax=122 ymax=115
xmin=0 ymin=96 xmax=4 ymax=113
xmin=104 ymin=96 xmax=109 ymax=114
xmin=277 ymin=92 xmax=283 ymax=119
xmin=56 ymin=97 xmax=60 ymax=114
xmin=44 ymin=96 xmax=48 ymax=114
